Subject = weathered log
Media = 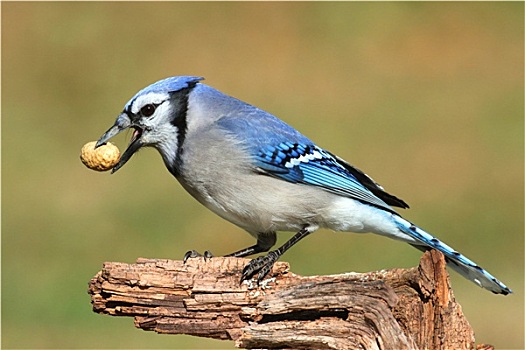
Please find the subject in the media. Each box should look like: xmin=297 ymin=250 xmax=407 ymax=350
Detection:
xmin=88 ymin=250 xmax=479 ymax=349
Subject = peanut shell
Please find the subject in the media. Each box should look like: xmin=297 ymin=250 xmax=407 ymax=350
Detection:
xmin=80 ymin=141 xmax=120 ymax=172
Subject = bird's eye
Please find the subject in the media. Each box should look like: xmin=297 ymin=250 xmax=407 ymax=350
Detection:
xmin=140 ymin=104 xmax=156 ymax=117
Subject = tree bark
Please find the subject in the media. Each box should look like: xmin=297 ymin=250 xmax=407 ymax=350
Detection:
xmin=88 ymin=250 xmax=479 ymax=349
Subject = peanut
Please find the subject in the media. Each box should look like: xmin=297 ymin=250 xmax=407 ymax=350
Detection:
xmin=80 ymin=141 xmax=120 ymax=172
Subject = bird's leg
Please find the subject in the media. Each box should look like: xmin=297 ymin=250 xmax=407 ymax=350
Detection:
xmin=225 ymin=232 xmax=277 ymax=258
xmin=241 ymin=227 xmax=313 ymax=284
xmin=183 ymin=232 xmax=276 ymax=262
xmin=183 ymin=249 xmax=213 ymax=263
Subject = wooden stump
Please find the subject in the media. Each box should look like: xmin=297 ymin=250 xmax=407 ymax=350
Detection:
xmin=88 ymin=250 xmax=479 ymax=349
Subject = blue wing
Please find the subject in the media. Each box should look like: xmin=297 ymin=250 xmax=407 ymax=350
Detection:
xmin=216 ymin=107 xmax=407 ymax=212
xmin=255 ymin=141 xmax=404 ymax=213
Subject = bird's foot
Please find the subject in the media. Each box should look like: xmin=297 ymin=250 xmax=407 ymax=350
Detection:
xmin=183 ymin=250 xmax=213 ymax=263
xmin=240 ymin=251 xmax=279 ymax=284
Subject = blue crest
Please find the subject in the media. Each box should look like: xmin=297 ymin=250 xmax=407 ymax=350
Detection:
xmin=125 ymin=76 xmax=204 ymax=110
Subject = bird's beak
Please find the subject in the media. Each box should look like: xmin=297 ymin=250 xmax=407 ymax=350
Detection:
xmin=96 ymin=113 xmax=144 ymax=173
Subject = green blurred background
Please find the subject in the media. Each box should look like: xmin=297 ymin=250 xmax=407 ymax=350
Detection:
xmin=2 ymin=2 xmax=523 ymax=349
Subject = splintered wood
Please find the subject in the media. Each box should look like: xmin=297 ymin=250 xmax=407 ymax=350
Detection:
xmin=88 ymin=250 xmax=477 ymax=349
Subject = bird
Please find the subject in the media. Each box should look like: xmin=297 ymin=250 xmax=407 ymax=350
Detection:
xmin=95 ymin=75 xmax=511 ymax=295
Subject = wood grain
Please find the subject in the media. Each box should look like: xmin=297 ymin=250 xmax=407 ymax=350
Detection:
xmin=88 ymin=250 xmax=477 ymax=349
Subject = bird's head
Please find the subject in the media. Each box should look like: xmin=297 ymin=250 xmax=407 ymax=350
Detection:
xmin=96 ymin=76 xmax=203 ymax=174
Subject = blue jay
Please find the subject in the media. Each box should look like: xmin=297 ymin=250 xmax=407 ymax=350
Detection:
xmin=96 ymin=76 xmax=511 ymax=295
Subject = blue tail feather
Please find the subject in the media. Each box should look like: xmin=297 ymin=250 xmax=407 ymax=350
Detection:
xmin=392 ymin=215 xmax=512 ymax=295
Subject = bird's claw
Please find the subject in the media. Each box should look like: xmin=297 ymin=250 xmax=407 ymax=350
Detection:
xmin=183 ymin=250 xmax=213 ymax=263
xmin=240 ymin=251 xmax=279 ymax=284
